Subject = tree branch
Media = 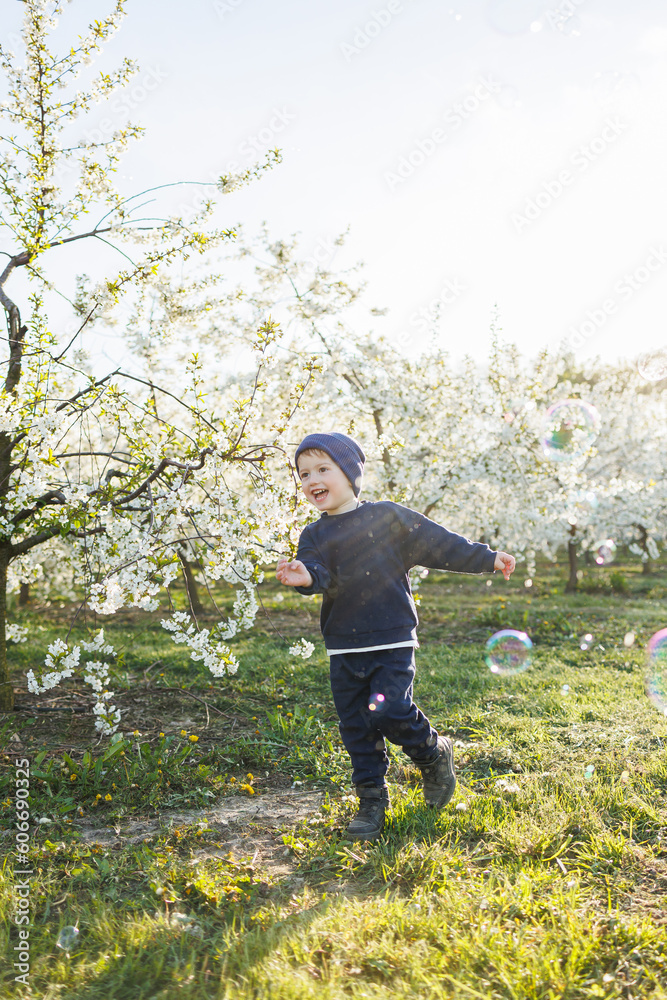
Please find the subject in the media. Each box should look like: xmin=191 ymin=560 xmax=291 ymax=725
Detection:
xmin=9 ymin=526 xmax=62 ymax=558
xmin=11 ymin=489 xmax=66 ymax=526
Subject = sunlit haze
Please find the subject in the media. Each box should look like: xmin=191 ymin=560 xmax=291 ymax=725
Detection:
xmin=3 ymin=0 xmax=667 ymax=370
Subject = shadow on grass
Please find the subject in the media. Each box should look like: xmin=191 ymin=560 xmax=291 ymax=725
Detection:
xmin=32 ymin=890 xmax=338 ymax=1000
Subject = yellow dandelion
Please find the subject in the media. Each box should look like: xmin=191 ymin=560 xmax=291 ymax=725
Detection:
xmin=104 ymin=794 xmax=112 ymax=801
xmin=246 ymin=773 xmax=254 ymax=781
xmin=180 ymin=730 xmax=187 ymax=737
xmin=229 ymin=776 xmax=236 ymax=783
xmin=189 ymin=735 xmax=198 ymax=742
xmin=159 ymin=732 xmax=165 ymax=738
xmin=70 ymin=774 xmax=77 ymax=781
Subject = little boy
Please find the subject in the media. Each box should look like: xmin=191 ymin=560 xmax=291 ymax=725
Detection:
xmin=276 ymin=431 xmax=515 ymax=841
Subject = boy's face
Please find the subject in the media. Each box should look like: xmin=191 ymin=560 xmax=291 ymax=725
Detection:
xmin=297 ymin=451 xmax=357 ymax=512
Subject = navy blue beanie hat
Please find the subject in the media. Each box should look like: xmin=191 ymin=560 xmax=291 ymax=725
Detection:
xmin=295 ymin=432 xmax=366 ymax=496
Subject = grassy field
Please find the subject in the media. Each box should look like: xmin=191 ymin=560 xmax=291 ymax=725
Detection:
xmin=2 ymin=556 xmax=667 ymax=999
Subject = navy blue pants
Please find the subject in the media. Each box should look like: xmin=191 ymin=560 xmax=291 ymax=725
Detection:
xmin=329 ymin=646 xmax=439 ymax=787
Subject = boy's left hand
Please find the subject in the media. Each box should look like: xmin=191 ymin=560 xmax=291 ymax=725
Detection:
xmin=494 ymin=551 xmax=516 ymax=581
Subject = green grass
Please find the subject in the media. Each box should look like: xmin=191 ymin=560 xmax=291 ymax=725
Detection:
xmin=2 ymin=555 xmax=667 ymax=998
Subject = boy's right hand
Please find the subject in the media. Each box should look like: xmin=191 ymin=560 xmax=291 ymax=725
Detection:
xmin=276 ymin=557 xmax=313 ymax=588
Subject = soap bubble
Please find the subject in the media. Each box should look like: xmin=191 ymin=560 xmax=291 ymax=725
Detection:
xmin=595 ymin=539 xmax=617 ymax=565
xmin=56 ymin=926 xmax=79 ymax=953
xmin=584 ymin=764 xmax=595 ymax=781
xmin=638 ymin=350 xmax=667 ymax=383
xmin=485 ymin=629 xmax=533 ymax=676
xmin=368 ymin=693 xmax=386 ymax=713
xmin=486 ymin=0 xmax=547 ymax=35
xmin=646 ymin=628 xmax=667 ymax=716
xmin=542 ymin=399 xmax=600 ymax=462
xmin=580 ymin=633 xmax=593 ymax=650
xmin=624 ymin=632 xmax=635 ymax=648
xmin=561 ymin=684 xmax=570 ymax=696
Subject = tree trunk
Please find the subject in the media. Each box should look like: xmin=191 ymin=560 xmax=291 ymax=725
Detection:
xmin=371 ymin=408 xmax=396 ymax=493
xmin=635 ymin=525 xmax=653 ymax=573
xmin=19 ymin=582 xmax=29 ymax=606
xmin=178 ymin=551 xmax=205 ymax=617
xmin=565 ymin=526 xmax=578 ymax=592
xmin=0 ymin=548 xmax=13 ymax=712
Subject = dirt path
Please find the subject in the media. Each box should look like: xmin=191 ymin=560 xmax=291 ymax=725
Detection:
xmin=72 ymin=788 xmax=325 ymax=877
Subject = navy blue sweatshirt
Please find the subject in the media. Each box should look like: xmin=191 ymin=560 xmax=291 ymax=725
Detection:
xmin=295 ymin=500 xmax=497 ymax=651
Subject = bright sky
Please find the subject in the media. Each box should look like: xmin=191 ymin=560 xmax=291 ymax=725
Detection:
xmin=3 ymin=0 xmax=667 ymax=368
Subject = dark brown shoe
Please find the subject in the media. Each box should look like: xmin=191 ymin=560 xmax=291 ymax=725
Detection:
xmin=418 ymin=736 xmax=456 ymax=808
xmin=345 ymin=785 xmax=389 ymax=841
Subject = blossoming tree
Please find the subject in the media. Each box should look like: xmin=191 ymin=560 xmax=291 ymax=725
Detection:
xmin=0 ymin=0 xmax=317 ymax=721
xmin=208 ymin=233 xmax=666 ymax=593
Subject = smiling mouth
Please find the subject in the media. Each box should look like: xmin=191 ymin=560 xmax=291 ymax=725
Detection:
xmin=312 ymin=489 xmax=328 ymax=502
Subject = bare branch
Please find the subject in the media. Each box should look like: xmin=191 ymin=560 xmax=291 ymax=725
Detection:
xmin=54 ymin=369 xmax=121 ymax=412
xmin=118 ymin=372 xmax=217 ymax=430
xmin=9 ymin=526 xmax=62 ymax=558
xmin=114 ymin=447 xmax=215 ymax=505
xmin=53 ymin=451 xmax=137 ymax=464
xmin=11 ymin=488 xmax=66 ymax=526
xmin=52 ymin=307 xmax=98 ymax=363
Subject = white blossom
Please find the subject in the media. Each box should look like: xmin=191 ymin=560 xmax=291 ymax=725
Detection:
xmin=6 ymin=624 xmax=28 ymax=644
xmin=289 ymin=638 xmax=315 ymax=659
